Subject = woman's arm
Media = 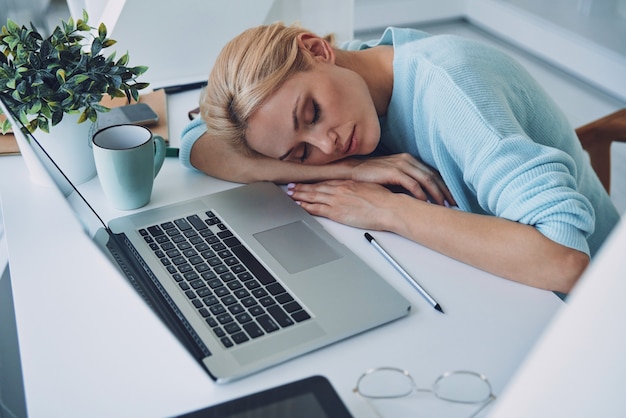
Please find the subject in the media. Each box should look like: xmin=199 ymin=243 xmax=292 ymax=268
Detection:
xmin=189 ymin=132 xmax=455 ymax=205
xmin=189 ymin=131 xmax=353 ymax=183
xmin=287 ymin=180 xmax=589 ymax=293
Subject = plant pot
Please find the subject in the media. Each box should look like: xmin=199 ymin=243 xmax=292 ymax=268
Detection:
xmin=29 ymin=113 xmax=97 ymax=186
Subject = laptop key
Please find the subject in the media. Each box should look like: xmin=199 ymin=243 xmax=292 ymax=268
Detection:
xmin=196 ymin=287 xmax=211 ymax=298
xmin=223 ymin=236 xmax=241 ymax=248
xmin=275 ymin=293 xmax=294 ymax=304
xmin=231 ymin=332 xmax=249 ymax=345
xmin=267 ymin=305 xmax=294 ymax=328
xmin=224 ymin=322 xmax=241 ymax=335
xmin=231 ymin=245 xmax=276 ymax=285
xmin=283 ymin=300 xmax=303 ymax=313
xmin=187 ymin=214 xmax=208 ymax=231
xmin=249 ymin=306 xmax=265 ymax=317
xmin=221 ymin=337 xmax=234 ymax=348
xmin=147 ymin=225 xmax=164 ymax=237
xmin=257 ymin=314 xmax=280 ymax=333
xmin=174 ymin=218 xmax=192 ymax=231
xmin=291 ymin=310 xmax=311 ymax=323
xmin=203 ymin=296 xmax=219 ymax=306
xmin=235 ymin=312 xmax=253 ymax=324
xmin=243 ymin=322 xmax=264 ymax=339
xmin=266 ymin=282 xmax=286 ymax=296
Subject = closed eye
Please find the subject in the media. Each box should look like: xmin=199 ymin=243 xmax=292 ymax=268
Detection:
xmin=299 ymin=143 xmax=309 ymax=163
xmin=310 ymin=100 xmax=320 ymax=125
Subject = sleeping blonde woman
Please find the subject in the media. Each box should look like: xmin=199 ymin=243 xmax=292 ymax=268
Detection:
xmin=180 ymin=23 xmax=620 ymax=294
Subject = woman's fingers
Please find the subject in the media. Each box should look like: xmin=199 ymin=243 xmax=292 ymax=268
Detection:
xmin=351 ymin=153 xmax=456 ymax=206
xmin=286 ymin=180 xmax=395 ymax=230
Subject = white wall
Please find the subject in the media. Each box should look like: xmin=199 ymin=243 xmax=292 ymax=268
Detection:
xmin=354 ymin=0 xmax=626 ymax=103
xmin=466 ymin=0 xmax=626 ymax=103
xmin=266 ymin=0 xmax=354 ymax=45
xmin=354 ymin=0 xmax=464 ymax=31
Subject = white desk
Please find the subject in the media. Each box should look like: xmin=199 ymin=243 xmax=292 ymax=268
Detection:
xmin=0 ymin=91 xmax=563 ymax=417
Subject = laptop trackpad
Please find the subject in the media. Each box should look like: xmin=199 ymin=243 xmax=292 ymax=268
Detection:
xmin=253 ymin=221 xmax=340 ymax=274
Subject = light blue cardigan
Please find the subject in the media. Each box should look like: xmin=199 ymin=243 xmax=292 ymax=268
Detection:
xmin=180 ymin=27 xmax=619 ymax=257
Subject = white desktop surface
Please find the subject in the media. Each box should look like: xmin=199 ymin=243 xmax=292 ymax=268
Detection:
xmin=0 ymin=91 xmax=564 ymax=417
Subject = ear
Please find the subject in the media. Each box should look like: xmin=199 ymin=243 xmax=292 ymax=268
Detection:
xmin=296 ymin=33 xmax=335 ymax=63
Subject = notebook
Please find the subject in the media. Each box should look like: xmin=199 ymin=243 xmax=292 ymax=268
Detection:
xmin=1 ymin=99 xmax=411 ymax=383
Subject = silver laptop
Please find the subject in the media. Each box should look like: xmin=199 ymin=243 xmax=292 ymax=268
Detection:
xmin=1 ymin=100 xmax=411 ymax=383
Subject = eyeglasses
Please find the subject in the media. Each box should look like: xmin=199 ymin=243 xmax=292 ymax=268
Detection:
xmin=353 ymin=367 xmax=496 ymax=418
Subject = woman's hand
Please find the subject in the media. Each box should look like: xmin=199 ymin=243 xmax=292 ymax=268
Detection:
xmin=287 ymin=180 xmax=403 ymax=231
xmin=346 ymin=153 xmax=456 ymax=206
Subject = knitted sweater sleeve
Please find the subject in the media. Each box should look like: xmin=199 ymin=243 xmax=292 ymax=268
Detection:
xmin=178 ymin=116 xmax=207 ymax=171
xmin=421 ymin=62 xmax=595 ymax=256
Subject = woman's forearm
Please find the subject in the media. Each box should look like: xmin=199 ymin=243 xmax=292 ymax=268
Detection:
xmin=189 ymin=133 xmax=355 ymax=183
xmin=387 ymin=194 xmax=589 ymax=293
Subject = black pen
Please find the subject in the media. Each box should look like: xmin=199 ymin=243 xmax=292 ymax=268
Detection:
xmin=365 ymin=232 xmax=444 ymax=313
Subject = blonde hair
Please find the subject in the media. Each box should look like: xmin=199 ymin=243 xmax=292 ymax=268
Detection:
xmin=200 ymin=23 xmax=335 ymax=156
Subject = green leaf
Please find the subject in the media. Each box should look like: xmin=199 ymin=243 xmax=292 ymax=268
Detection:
xmin=51 ymin=109 xmax=63 ymax=125
xmin=28 ymin=119 xmax=39 ymax=133
xmin=56 ymin=68 xmax=66 ymax=83
xmin=132 ymin=65 xmax=149 ymax=76
xmin=40 ymin=38 xmax=52 ymax=57
xmin=91 ymin=37 xmax=102 ymax=56
xmin=109 ymin=88 xmax=126 ymax=98
xmin=27 ymin=100 xmax=42 ymax=114
xmin=69 ymin=74 xmax=89 ymax=84
xmin=1 ymin=119 xmax=11 ymax=134
xmin=16 ymin=80 xmax=28 ymax=95
xmin=77 ymin=108 xmax=88 ymax=123
xmin=130 ymin=86 xmax=140 ymax=102
xmin=40 ymin=103 xmax=52 ymax=119
xmin=7 ymin=19 xmax=19 ymax=33
xmin=133 ymin=82 xmax=150 ymax=91
xmin=6 ymin=35 xmax=19 ymax=50
xmin=116 ymin=52 xmax=129 ymax=66
xmin=92 ymin=104 xmax=110 ymax=113
xmin=63 ymin=18 xmax=74 ymax=34
xmin=76 ymin=21 xmax=91 ymax=32
xmin=98 ymin=22 xmax=106 ymax=39
xmin=86 ymin=107 xmax=97 ymax=122
xmin=37 ymin=116 xmax=49 ymax=132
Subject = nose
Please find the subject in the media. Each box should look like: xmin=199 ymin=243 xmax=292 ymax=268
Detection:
xmin=308 ymin=127 xmax=339 ymax=155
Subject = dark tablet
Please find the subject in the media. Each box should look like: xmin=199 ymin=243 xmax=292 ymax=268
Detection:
xmin=177 ymin=375 xmax=353 ymax=418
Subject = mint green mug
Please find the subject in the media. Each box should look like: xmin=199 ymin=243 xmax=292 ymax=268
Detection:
xmin=92 ymin=125 xmax=166 ymax=210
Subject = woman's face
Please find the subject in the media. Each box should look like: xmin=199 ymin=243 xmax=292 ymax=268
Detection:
xmin=245 ymin=61 xmax=381 ymax=165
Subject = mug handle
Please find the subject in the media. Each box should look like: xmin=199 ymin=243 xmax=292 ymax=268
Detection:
xmin=153 ymin=135 xmax=166 ymax=177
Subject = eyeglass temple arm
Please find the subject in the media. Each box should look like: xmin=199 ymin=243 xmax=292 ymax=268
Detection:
xmin=468 ymin=394 xmax=496 ymax=418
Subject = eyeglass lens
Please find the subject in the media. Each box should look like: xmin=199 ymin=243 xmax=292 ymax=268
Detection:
xmin=357 ymin=368 xmax=414 ymax=398
xmin=433 ymin=371 xmax=492 ymax=403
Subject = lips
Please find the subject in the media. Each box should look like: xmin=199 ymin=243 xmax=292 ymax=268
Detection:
xmin=343 ymin=126 xmax=357 ymax=155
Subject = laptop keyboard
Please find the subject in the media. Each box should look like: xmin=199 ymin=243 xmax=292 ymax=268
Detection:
xmin=139 ymin=211 xmax=311 ymax=349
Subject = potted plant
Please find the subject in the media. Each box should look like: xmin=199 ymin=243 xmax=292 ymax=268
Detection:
xmin=0 ymin=11 xmax=149 ymax=184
